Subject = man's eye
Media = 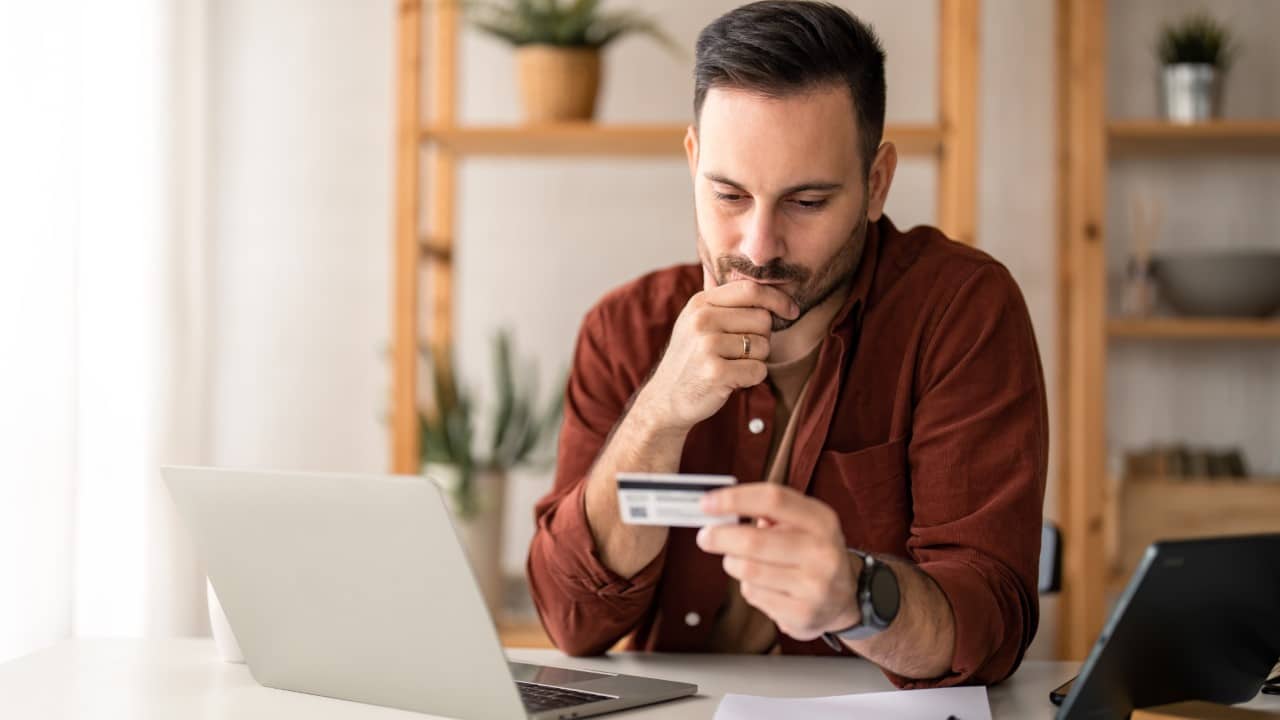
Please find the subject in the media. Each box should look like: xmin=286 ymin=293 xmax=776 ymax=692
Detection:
xmin=713 ymin=191 xmax=745 ymax=202
xmin=792 ymin=198 xmax=828 ymax=210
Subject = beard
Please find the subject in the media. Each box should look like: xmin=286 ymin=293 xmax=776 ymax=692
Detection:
xmin=699 ymin=210 xmax=869 ymax=332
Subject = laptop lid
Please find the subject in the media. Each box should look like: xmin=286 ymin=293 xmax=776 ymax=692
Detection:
xmin=163 ymin=465 xmax=526 ymax=719
xmin=1059 ymin=534 xmax=1280 ymax=719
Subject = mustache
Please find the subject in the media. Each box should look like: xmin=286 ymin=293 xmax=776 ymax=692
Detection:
xmin=717 ymin=256 xmax=810 ymax=283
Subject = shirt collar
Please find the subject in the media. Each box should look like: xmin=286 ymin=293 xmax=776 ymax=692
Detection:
xmin=829 ymin=214 xmax=890 ymax=333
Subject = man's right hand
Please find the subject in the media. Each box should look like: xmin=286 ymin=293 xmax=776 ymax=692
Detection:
xmin=634 ymin=277 xmax=800 ymax=434
xmin=581 ymin=272 xmax=799 ymax=580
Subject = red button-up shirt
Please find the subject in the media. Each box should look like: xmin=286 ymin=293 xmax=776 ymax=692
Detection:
xmin=527 ymin=217 xmax=1048 ymax=688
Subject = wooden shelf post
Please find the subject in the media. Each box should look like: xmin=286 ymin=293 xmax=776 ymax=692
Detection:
xmin=938 ymin=0 xmax=980 ymax=246
xmin=1057 ymin=0 xmax=1109 ymax=660
xmin=391 ymin=0 xmax=424 ymax=474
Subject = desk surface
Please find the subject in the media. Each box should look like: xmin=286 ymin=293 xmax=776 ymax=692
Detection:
xmin=1 ymin=639 xmax=1275 ymax=719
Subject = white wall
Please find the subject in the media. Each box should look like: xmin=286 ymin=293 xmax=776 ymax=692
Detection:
xmin=207 ymin=0 xmax=393 ymax=473
xmin=0 ymin=2 xmax=79 ymax=660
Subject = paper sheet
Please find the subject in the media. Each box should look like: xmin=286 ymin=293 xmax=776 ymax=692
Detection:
xmin=713 ymin=685 xmax=992 ymax=720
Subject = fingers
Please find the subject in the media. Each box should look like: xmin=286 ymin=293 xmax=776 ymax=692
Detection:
xmin=712 ymin=305 xmax=775 ymax=337
xmin=718 ymin=358 xmax=768 ymax=389
xmin=691 ymin=304 xmax=773 ymax=338
xmin=711 ymin=332 xmax=771 ymax=362
xmin=696 ymin=524 xmax=811 ymax=566
xmin=739 ymin=581 xmax=826 ymax=641
xmin=702 ymin=483 xmax=840 ymax=532
xmin=703 ymin=280 xmax=800 ymax=321
xmin=723 ymin=556 xmax=824 ymax=600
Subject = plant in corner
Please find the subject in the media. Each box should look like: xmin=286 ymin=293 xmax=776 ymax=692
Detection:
xmin=469 ymin=0 xmax=679 ymax=122
xmin=1156 ymin=12 xmax=1237 ymax=123
xmin=420 ymin=329 xmax=564 ymax=519
xmin=419 ymin=330 xmax=564 ymax=613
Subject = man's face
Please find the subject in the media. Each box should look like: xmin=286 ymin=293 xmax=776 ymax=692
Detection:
xmin=687 ymin=84 xmax=879 ymax=331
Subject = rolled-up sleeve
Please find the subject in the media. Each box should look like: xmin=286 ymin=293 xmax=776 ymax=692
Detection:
xmin=888 ymin=263 xmax=1048 ymax=688
xmin=527 ymin=304 xmax=666 ymax=656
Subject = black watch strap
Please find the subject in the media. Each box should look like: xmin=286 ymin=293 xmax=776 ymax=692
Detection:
xmin=823 ymin=549 xmax=898 ymax=649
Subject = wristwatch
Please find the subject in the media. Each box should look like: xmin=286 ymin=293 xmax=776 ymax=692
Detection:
xmin=828 ymin=550 xmax=901 ymax=644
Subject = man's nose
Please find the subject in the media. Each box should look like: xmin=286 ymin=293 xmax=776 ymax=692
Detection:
xmin=738 ymin=205 xmax=784 ymax=269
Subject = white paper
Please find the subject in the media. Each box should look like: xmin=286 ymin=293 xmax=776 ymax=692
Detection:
xmin=713 ymin=685 xmax=992 ymax=720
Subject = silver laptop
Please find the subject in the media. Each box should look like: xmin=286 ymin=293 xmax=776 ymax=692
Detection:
xmin=163 ymin=466 xmax=696 ymax=719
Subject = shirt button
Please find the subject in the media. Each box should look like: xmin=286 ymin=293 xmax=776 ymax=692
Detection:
xmin=748 ymin=417 xmax=765 ymax=434
xmin=684 ymin=611 xmax=701 ymax=627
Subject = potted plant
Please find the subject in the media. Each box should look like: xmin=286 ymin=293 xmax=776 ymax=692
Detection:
xmin=420 ymin=330 xmax=564 ymax=615
xmin=470 ymin=0 xmax=677 ymax=122
xmin=1156 ymin=12 xmax=1237 ymax=123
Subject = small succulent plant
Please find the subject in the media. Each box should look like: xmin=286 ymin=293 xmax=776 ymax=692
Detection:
xmin=1157 ymin=12 xmax=1236 ymax=69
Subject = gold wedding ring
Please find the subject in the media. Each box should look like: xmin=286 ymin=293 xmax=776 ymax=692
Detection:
xmin=742 ymin=334 xmax=751 ymax=359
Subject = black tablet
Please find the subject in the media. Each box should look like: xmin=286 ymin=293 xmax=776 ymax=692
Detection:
xmin=1057 ymin=534 xmax=1280 ymax=720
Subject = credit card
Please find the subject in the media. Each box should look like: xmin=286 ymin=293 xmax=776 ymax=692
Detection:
xmin=616 ymin=473 xmax=738 ymax=527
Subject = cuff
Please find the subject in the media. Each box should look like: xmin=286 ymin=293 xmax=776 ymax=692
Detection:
xmin=882 ymin=559 xmax=1010 ymax=689
xmin=538 ymin=481 xmax=666 ymax=600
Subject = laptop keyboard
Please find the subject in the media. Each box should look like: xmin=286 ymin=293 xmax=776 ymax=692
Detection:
xmin=517 ymin=681 xmax=614 ymax=713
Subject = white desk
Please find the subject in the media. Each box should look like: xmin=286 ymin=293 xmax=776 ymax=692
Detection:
xmin=0 ymin=639 xmax=1275 ymax=719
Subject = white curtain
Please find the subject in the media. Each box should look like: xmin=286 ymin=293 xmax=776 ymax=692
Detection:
xmin=0 ymin=0 xmax=210 ymax=663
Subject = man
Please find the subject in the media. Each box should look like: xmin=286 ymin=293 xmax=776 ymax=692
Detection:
xmin=527 ymin=1 xmax=1047 ymax=688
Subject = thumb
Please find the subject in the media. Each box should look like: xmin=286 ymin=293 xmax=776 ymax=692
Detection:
xmin=702 ymin=261 xmax=719 ymax=291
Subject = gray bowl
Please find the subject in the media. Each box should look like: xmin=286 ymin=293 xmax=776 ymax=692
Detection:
xmin=1150 ymin=251 xmax=1280 ymax=317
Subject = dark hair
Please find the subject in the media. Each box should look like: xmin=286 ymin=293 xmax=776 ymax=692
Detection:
xmin=693 ymin=1 xmax=887 ymax=174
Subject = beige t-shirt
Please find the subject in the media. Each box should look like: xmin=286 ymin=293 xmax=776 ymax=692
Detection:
xmin=706 ymin=339 xmax=823 ymax=653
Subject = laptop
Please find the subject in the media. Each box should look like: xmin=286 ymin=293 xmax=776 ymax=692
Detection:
xmin=1055 ymin=534 xmax=1280 ymax=719
xmin=163 ymin=466 xmax=697 ymax=719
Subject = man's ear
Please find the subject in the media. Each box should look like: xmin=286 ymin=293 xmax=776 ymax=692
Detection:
xmin=865 ymin=141 xmax=898 ymax=222
xmin=684 ymin=125 xmax=698 ymax=179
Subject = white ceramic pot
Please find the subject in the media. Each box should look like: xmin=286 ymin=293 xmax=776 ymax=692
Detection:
xmin=425 ymin=463 xmax=508 ymax=617
xmin=206 ymin=577 xmax=244 ymax=663
xmin=1160 ymin=63 xmax=1222 ymax=123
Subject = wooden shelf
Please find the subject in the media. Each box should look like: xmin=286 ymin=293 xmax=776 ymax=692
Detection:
xmin=421 ymin=122 xmax=945 ymax=157
xmin=1108 ymin=318 xmax=1280 ymax=340
xmin=1115 ymin=477 xmax=1280 ymax=585
xmin=1108 ymin=119 xmax=1280 ymax=155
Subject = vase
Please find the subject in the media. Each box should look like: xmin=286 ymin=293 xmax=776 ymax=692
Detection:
xmin=1160 ymin=63 xmax=1222 ymax=124
xmin=425 ymin=463 xmax=508 ymax=618
xmin=515 ymin=45 xmax=601 ymax=122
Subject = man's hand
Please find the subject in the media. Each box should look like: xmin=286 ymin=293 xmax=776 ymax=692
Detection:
xmin=632 ymin=277 xmax=799 ymax=435
xmin=694 ymin=483 xmax=861 ymax=641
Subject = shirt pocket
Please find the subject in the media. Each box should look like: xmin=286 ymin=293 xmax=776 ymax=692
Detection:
xmin=810 ymin=437 xmax=911 ymax=554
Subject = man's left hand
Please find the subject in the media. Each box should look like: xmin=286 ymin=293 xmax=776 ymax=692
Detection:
xmin=695 ymin=483 xmax=862 ymax=641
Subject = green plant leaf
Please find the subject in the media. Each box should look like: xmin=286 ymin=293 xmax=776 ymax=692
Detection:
xmin=489 ymin=330 xmax=516 ymax=461
xmin=1156 ymin=12 xmax=1236 ymax=69
xmin=463 ymin=0 xmax=674 ymax=50
xmin=587 ymin=10 xmax=680 ymax=53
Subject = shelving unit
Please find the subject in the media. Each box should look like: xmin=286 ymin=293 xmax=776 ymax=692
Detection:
xmin=1057 ymin=0 xmax=1280 ymax=660
xmin=1108 ymin=318 xmax=1280 ymax=340
xmin=392 ymin=0 xmax=982 ymax=647
xmin=1109 ymin=119 xmax=1280 ymax=154
xmin=1112 ymin=476 xmax=1280 ymax=594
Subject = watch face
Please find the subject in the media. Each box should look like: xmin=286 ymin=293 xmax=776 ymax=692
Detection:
xmin=869 ymin=565 xmax=900 ymax=622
